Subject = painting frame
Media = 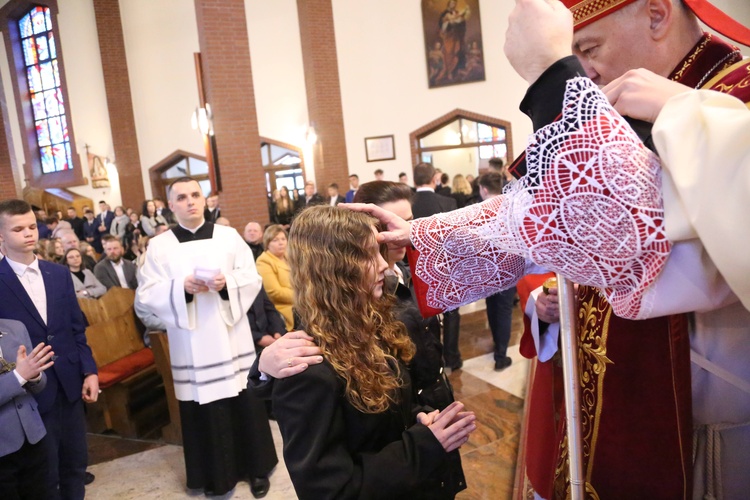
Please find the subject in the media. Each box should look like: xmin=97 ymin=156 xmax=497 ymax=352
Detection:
xmin=422 ymin=0 xmax=486 ymax=88
xmin=364 ymin=135 xmax=396 ymax=162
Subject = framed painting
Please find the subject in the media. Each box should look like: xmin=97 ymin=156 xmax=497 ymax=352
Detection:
xmin=365 ymin=135 xmax=396 ymax=162
xmin=422 ymin=0 xmax=485 ymax=88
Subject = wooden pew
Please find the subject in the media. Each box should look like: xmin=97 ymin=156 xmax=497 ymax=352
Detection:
xmin=148 ymin=331 xmax=182 ymax=444
xmin=79 ymin=288 xmax=168 ymax=438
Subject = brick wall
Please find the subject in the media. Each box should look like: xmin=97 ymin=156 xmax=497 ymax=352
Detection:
xmin=194 ymin=0 xmax=268 ymax=228
xmin=296 ymin=0 xmax=349 ymax=193
xmin=92 ymin=0 xmax=145 ymax=211
xmin=0 ymin=108 xmax=19 ymax=200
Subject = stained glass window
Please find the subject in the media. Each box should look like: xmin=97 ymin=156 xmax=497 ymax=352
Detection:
xmin=18 ymin=6 xmax=73 ymax=174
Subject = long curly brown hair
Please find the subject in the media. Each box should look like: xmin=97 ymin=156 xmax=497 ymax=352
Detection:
xmin=288 ymin=206 xmax=415 ymax=414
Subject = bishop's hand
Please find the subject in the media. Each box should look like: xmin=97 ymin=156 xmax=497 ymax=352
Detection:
xmin=504 ymin=0 xmax=573 ymax=85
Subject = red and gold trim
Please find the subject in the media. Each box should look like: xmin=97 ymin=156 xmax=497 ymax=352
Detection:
xmin=561 ymin=0 xmax=750 ymax=45
xmin=560 ymin=0 xmax=638 ymax=30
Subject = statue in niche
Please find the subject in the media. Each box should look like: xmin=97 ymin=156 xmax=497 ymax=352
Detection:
xmin=88 ymin=153 xmax=110 ymax=189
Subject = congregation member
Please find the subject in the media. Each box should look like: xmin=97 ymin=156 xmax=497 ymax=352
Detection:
xmin=58 ymin=229 xmax=96 ymax=272
xmin=124 ymin=212 xmax=142 ymax=246
xmin=326 ymin=183 xmax=343 ymax=206
xmin=258 ymin=206 xmax=475 ymax=499
xmin=140 ymin=200 xmax=167 ymax=237
xmin=82 ymin=209 xmax=101 ymax=254
xmin=344 ymin=173 xmax=359 ymax=203
xmin=411 ymin=162 xmax=462 ymax=371
xmin=109 ymin=206 xmax=129 ymax=241
xmin=0 ymin=318 xmax=54 ymax=500
xmin=79 ymin=242 xmax=97 ymax=262
xmin=34 ymin=208 xmax=51 ymax=239
xmin=136 ymin=177 xmax=277 ymax=498
xmin=270 ymin=186 xmax=295 ymax=229
xmin=247 ymin=286 xmax=286 ymax=352
xmin=450 ymin=174 xmax=474 ymax=209
xmin=45 ymin=238 xmax=64 ymax=264
xmin=64 ymin=207 xmax=85 ymax=241
xmin=94 ymin=235 xmax=138 ymax=290
xmin=477 ymin=172 xmax=515 ymax=371
xmin=153 ymin=197 xmax=175 ymax=223
xmin=215 ymin=216 xmax=231 ymax=227
xmin=95 ymin=201 xmax=114 ymax=247
xmin=45 ymin=216 xmax=71 ymax=239
xmin=295 ymin=181 xmax=323 ymax=212
xmin=0 ymin=199 xmax=99 ymax=499
xmin=203 ymin=192 xmax=221 ymax=223
xmin=243 ymin=222 xmax=264 ymax=261
xmin=436 ymin=173 xmax=451 ymax=197
xmin=373 ymin=168 xmax=384 ymax=180
xmin=64 ymin=248 xmax=107 ymax=299
xmin=398 ymin=172 xmax=408 ymax=184
xmin=255 ymin=225 xmax=294 ymax=330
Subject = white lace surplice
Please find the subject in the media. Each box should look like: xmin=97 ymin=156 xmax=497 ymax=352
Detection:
xmin=411 ymin=78 xmax=670 ymax=320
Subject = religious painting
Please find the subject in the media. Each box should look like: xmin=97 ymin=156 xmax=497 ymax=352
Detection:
xmin=88 ymin=152 xmax=110 ymax=189
xmin=422 ymin=0 xmax=485 ymax=88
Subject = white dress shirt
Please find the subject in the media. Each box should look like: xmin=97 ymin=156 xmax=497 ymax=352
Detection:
xmin=110 ymin=260 xmax=130 ymax=289
xmin=4 ymin=256 xmax=47 ymax=324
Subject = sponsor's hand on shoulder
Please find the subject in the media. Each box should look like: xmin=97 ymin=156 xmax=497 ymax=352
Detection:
xmin=258 ymin=331 xmax=323 ymax=378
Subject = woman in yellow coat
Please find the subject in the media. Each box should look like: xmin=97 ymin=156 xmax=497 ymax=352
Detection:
xmin=256 ymin=225 xmax=294 ymax=329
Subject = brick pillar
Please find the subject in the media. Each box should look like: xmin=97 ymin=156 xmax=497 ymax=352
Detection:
xmin=0 ymin=105 xmax=20 ymax=200
xmin=92 ymin=0 xmax=145 ymax=211
xmin=194 ymin=0 xmax=267 ymax=227
xmin=297 ymin=0 xmax=349 ymax=193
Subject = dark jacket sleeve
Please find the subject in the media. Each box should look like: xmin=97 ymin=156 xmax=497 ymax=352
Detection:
xmin=519 ymin=55 xmax=657 ymax=153
xmin=519 ymin=55 xmax=586 ymax=131
xmin=264 ymin=294 xmax=287 ymax=335
xmin=64 ymin=270 xmax=98 ymax=376
xmin=273 ymin=363 xmax=447 ymax=499
xmin=247 ymin=355 xmax=275 ymax=400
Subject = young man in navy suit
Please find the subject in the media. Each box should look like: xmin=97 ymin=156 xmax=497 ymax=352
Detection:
xmin=0 ymin=199 xmax=98 ymax=500
xmin=0 ymin=318 xmax=55 ymax=498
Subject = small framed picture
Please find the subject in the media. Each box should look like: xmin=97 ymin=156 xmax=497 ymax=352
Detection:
xmin=364 ymin=135 xmax=396 ymax=162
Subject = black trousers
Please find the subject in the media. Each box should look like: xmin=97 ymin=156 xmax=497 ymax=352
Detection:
xmin=442 ymin=310 xmax=461 ymax=367
xmin=42 ymin=395 xmax=87 ymax=500
xmin=485 ymin=287 xmax=516 ymax=362
xmin=0 ymin=436 xmax=49 ymax=500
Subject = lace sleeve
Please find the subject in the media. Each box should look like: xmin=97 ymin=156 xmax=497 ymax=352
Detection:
xmin=411 ymin=78 xmax=670 ymax=320
xmin=410 ymin=197 xmax=527 ymax=313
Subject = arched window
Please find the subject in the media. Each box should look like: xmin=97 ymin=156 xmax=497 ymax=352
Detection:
xmin=0 ymin=0 xmax=83 ymax=189
xmin=260 ymin=138 xmax=305 ymax=197
xmin=18 ymin=6 xmax=71 ymax=173
xmin=410 ymin=109 xmax=513 ymax=179
xmin=149 ymin=150 xmax=211 ymax=201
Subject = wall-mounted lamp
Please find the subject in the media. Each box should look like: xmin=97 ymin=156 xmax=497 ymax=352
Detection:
xmin=305 ymin=124 xmax=318 ymax=145
xmin=191 ymin=104 xmax=214 ymax=136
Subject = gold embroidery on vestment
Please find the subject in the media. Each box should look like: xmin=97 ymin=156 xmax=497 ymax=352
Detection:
xmin=553 ymin=289 xmax=612 ymax=499
xmin=671 ymin=34 xmax=712 ymax=82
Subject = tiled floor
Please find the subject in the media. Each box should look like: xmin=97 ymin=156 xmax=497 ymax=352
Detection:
xmin=87 ymin=301 xmax=527 ymax=499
